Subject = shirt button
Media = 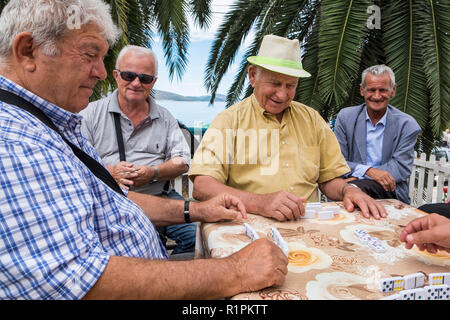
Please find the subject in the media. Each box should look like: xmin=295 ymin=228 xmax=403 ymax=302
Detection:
xmin=282 ymin=141 xmax=286 ymax=145
xmin=289 ymin=186 xmax=294 ymax=191
xmin=285 ymin=163 xmax=289 ymax=167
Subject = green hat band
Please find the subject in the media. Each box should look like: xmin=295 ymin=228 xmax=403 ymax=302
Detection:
xmin=250 ymin=56 xmax=303 ymax=70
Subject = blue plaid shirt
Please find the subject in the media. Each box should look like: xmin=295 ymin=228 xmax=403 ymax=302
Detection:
xmin=0 ymin=76 xmax=168 ymax=299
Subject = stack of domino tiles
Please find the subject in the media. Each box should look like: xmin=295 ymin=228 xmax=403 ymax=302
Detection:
xmin=354 ymin=229 xmax=386 ymax=253
xmin=303 ymin=202 xmax=340 ymax=220
xmin=380 ymin=272 xmax=450 ymax=300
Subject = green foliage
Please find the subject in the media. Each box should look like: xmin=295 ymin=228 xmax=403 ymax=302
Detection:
xmin=205 ymin=0 xmax=450 ymax=153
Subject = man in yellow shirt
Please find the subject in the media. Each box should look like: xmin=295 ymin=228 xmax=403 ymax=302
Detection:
xmin=189 ymin=35 xmax=387 ymax=221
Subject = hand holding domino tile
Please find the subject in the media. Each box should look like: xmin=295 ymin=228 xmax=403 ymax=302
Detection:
xmin=400 ymin=213 xmax=450 ymax=254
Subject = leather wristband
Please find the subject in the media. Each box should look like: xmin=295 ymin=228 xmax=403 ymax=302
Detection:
xmin=184 ymin=200 xmax=191 ymax=223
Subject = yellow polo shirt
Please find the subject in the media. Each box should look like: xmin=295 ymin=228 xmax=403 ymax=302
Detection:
xmin=189 ymin=94 xmax=350 ymax=201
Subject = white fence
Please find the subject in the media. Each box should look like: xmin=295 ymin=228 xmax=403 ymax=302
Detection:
xmin=409 ymin=152 xmax=449 ymax=207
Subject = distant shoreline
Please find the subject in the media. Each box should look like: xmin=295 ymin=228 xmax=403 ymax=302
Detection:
xmin=154 ymin=89 xmax=226 ymax=102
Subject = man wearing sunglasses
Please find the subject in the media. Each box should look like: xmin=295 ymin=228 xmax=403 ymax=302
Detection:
xmin=80 ymin=45 xmax=196 ymax=257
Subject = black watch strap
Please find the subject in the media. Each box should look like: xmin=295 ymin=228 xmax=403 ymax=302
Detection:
xmin=184 ymin=200 xmax=191 ymax=223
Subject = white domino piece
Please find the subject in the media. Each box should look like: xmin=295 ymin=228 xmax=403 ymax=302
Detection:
xmin=354 ymin=229 xmax=367 ymax=238
xmin=325 ymin=205 xmax=340 ymax=213
xmin=317 ymin=210 xmax=334 ymax=220
xmin=423 ymin=285 xmax=450 ymax=300
xmin=439 ymin=285 xmax=450 ymax=300
xmin=243 ymin=223 xmax=259 ymax=241
xmin=398 ymin=288 xmax=427 ymax=300
xmin=369 ymin=242 xmax=387 ymax=253
xmin=305 ymin=202 xmax=322 ymax=208
xmin=404 ymin=272 xmax=425 ymax=290
xmin=269 ymin=227 xmax=289 ymax=256
xmin=429 ymin=273 xmax=450 ymax=286
xmin=379 ymin=276 xmax=405 ymax=293
xmin=359 ymin=233 xmax=371 ymax=244
xmin=301 ymin=209 xmax=317 ymax=219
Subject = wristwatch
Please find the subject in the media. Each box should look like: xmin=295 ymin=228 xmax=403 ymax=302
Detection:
xmin=151 ymin=166 xmax=158 ymax=182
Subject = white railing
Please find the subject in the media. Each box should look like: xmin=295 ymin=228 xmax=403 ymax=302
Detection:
xmin=409 ymin=152 xmax=449 ymax=207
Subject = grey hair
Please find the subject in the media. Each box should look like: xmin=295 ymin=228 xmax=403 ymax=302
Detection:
xmin=115 ymin=45 xmax=159 ymax=76
xmin=361 ymin=64 xmax=396 ymax=89
xmin=0 ymin=0 xmax=120 ymax=62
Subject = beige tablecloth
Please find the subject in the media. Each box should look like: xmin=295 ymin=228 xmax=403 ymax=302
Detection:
xmin=196 ymin=199 xmax=450 ymax=300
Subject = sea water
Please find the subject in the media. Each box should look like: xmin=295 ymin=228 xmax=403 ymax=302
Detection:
xmin=156 ymin=100 xmax=227 ymax=128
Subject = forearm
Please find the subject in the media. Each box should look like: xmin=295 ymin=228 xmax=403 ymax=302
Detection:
xmin=156 ymin=157 xmax=189 ymax=181
xmin=127 ymin=191 xmax=187 ymax=226
xmin=192 ymin=176 xmax=262 ymax=214
xmin=83 ymin=255 xmax=240 ymax=300
xmin=319 ymin=178 xmax=348 ymax=201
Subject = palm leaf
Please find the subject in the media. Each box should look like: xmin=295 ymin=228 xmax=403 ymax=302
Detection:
xmin=415 ymin=0 xmax=449 ymax=135
xmin=154 ymin=0 xmax=190 ymax=81
xmin=317 ymin=0 xmax=371 ymax=111
xmin=189 ymin=0 xmax=212 ymax=29
xmin=204 ymin=0 xmax=266 ymax=103
xmin=383 ymin=0 xmax=429 ymax=130
xmin=297 ymin=7 xmax=325 ymax=113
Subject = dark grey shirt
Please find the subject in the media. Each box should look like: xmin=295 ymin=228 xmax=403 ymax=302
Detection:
xmin=80 ymin=90 xmax=190 ymax=195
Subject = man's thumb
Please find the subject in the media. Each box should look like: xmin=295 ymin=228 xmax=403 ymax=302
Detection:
xmin=407 ymin=230 xmax=435 ymax=245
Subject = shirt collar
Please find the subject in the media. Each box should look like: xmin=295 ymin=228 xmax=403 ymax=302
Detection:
xmin=364 ymin=105 xmax=388 ymax=126
xmin=250 ymin=93 xmax=292 ymax=119
xmin=108 ymin=89 xmax=160 ymax=121
xmin=0 ymin=75 xmax=81 ymax=131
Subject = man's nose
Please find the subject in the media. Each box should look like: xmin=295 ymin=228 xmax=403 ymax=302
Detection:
xmin=92 ymin=59 xmax=107 ymax=81
xmin=130 ymin=76 xmax=142 ymax=86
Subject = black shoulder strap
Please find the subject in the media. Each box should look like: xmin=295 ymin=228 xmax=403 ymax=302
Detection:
xmin=113 ymin=112 xmax=126 ymax=162
xmin=0 ymin=89 xmax=125 ymax=197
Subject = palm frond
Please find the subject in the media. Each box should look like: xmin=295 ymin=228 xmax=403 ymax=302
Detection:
xmin=189 ymin=0 xmax=212 ymax=29
xmin=317 ymin=0 xmax=371 ymax=111
xmin=204 ymin=0 xmax=266 ymax=102
xmin=154 ymin=0 xmax=190 ymax=81
xmin=415 ymin=0 xmax=450 ymax=135
xmin=383 ymin=0 xmax=429 ymax=130
xmin=297 ymin=7 xmax=324 ymax=113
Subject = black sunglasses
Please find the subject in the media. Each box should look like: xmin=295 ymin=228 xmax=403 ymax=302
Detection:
xmin=115 ymin=69 xmax=156 ymax=84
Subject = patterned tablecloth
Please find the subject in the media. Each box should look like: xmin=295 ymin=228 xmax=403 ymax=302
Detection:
xmin=195 ymin=199 xmax=450 ymax=300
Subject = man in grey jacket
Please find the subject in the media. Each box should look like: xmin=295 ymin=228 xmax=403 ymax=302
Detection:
xmin=334 ymin=65 xmax=421 ymax=204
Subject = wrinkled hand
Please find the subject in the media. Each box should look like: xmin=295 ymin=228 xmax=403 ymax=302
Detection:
xmin=228 ymin=238 xmax=288 ymax=292
xmin=365 ymin=168 xmax=396 ymax=192
xmin=400 ymin=213 xmax=450 ymax=254
xmin=256 ymin=191 xmax=306 ymax=221
xmin=343 ymin=185 xmax=387 ymax=219
xmin=107 ymin=162 xmax=138 ymax=190
xmin=191 ymin=193 xmax=247 ymax=223
xmin=131 ymin=165 xmax=154 ymax=188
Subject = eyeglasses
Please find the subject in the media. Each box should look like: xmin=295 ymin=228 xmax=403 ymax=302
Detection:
xmin=115 ymin=69 xmax=156 ymax=84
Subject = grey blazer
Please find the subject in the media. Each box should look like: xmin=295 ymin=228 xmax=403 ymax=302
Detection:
xmin=334 ymin=104 xmax=421 ymax=204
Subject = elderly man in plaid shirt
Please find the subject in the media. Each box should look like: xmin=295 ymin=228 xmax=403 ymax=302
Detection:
xmin=0 ymin=0 xmax=287 ymax=299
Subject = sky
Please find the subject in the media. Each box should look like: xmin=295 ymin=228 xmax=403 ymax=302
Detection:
xmin=152 ymin=0 xmax=253 ymax=97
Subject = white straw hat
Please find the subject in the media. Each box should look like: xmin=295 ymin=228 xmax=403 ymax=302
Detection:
xmin=247 ymin=34 xmax=311 ymax=78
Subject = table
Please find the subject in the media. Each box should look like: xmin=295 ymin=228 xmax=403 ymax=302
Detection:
xmin=194 ymin=199 xmax=450 ymax=300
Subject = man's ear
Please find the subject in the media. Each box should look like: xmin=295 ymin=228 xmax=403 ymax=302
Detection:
xmin=248 ymin=65 xmax=257 ymax=88
xmin=391 ymin=83 xmax=397 ymax=98
xmin=12 ymin=32 xmax=37 ymax=72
